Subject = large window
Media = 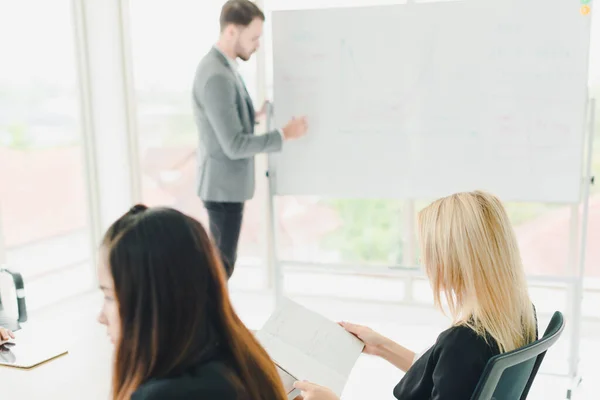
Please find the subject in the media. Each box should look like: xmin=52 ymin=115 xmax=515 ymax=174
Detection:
xmin=128 ymin=0 xmax=264 ymax=284
xmin=0 ymin=1 xmax=93 ymax=309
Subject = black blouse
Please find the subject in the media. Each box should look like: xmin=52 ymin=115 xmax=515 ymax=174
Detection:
xmin=130 ymin=344 xmax=239 ymax=400
xmin=393 ymin=325 xmax=501 ymax=400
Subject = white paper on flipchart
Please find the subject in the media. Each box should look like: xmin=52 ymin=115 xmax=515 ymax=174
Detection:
xmin=255 ymin=298 xmax=365 ymax=396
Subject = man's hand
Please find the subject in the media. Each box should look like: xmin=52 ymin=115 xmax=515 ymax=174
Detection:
xmin=256 ymin=100 xmax=270 ymax=119
xmin=293 ymin=381 xmax=339 ymax=400
xmin=282 ymin=116 xmax=308 ymax=140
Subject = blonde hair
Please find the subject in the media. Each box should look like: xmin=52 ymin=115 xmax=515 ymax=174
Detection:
xmin=418 ymin=190 xmax=537 ymax=353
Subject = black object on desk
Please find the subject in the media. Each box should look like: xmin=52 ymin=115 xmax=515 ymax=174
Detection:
xmin=0 ymin=269 xmax=27 ymax=332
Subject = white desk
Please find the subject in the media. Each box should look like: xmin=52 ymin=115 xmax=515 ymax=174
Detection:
xmin=2 ymin=290 xmax=597 ymax=400
xmin=0 ymin=293 xmax=260 ymax=400
xmin=1 ymin=293 xmax=112 ymax=399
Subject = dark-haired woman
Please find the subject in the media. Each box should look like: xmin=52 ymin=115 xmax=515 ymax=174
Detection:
xmin=97 ymin=204 xmax=287 ymax=400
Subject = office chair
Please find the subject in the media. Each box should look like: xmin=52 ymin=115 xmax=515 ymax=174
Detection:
xmin=471 ymin=311 xmax=565 ymax=400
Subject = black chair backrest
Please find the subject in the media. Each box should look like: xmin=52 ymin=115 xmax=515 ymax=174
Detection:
xmin=0 ymin=269 xmax=27 ymax=331
xmin=470 ymin=311 xmax=565 ymax=400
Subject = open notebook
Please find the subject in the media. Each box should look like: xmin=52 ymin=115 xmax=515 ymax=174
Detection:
xmin=256 ymin=298 xmax=364 ymax=397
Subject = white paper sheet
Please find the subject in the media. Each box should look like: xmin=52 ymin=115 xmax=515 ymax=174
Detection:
xmin=255 ymin=298 xmax=364 ymax=396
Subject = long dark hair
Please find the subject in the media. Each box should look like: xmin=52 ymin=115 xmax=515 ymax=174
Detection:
xmin=102 ymin=205 xmax=287 ymax=400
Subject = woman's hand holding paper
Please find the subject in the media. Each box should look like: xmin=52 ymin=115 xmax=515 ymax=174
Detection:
xmin=339 ymin=321 xmax=390 ymax=356
xmin=293 ymin=381 xmax=339 ymax=400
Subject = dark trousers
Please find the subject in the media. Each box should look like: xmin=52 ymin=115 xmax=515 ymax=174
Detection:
xmin=203 ymin=201 xmax=244 ymax=278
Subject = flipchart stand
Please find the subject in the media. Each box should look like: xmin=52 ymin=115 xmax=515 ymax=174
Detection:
xmin=566 ymin=97 xmax=596 ymax=399
xmin=265 ymin=99 xmax=596 ymax=399
xmin=265 ymin=101 xmax=284 ymax=305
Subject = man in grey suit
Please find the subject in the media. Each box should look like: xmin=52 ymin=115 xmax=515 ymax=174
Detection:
xmin=192 ymin=0 xmax=308 ymax=278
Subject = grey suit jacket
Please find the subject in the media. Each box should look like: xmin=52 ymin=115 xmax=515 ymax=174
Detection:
xmin=192 ymin=47 xmax=283 ymax=202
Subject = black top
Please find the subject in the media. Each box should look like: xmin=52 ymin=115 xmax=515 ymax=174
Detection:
xmin=131 ymin=356 xmax=239 ymax=400
xmin=393 ymin=325 xmax=500 ymax=400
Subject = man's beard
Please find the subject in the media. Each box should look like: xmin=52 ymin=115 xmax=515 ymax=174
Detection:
xmin=235 ymin=41 xmax=249 ymax=61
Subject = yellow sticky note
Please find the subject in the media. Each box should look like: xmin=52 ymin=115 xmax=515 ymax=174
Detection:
xmin=580 ymin=5 xmax=591 ymax=15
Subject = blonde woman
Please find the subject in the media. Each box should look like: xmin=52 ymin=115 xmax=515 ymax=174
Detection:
xmin=294 ymin=191 xmax=538 ymax=400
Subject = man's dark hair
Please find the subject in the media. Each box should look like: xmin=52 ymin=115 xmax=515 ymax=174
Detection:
xmin=220 ymin=0 xmax=265 ymax=31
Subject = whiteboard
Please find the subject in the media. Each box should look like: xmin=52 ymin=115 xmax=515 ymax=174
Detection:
xmin=269 ymin=0 xmax=593 ymax=203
